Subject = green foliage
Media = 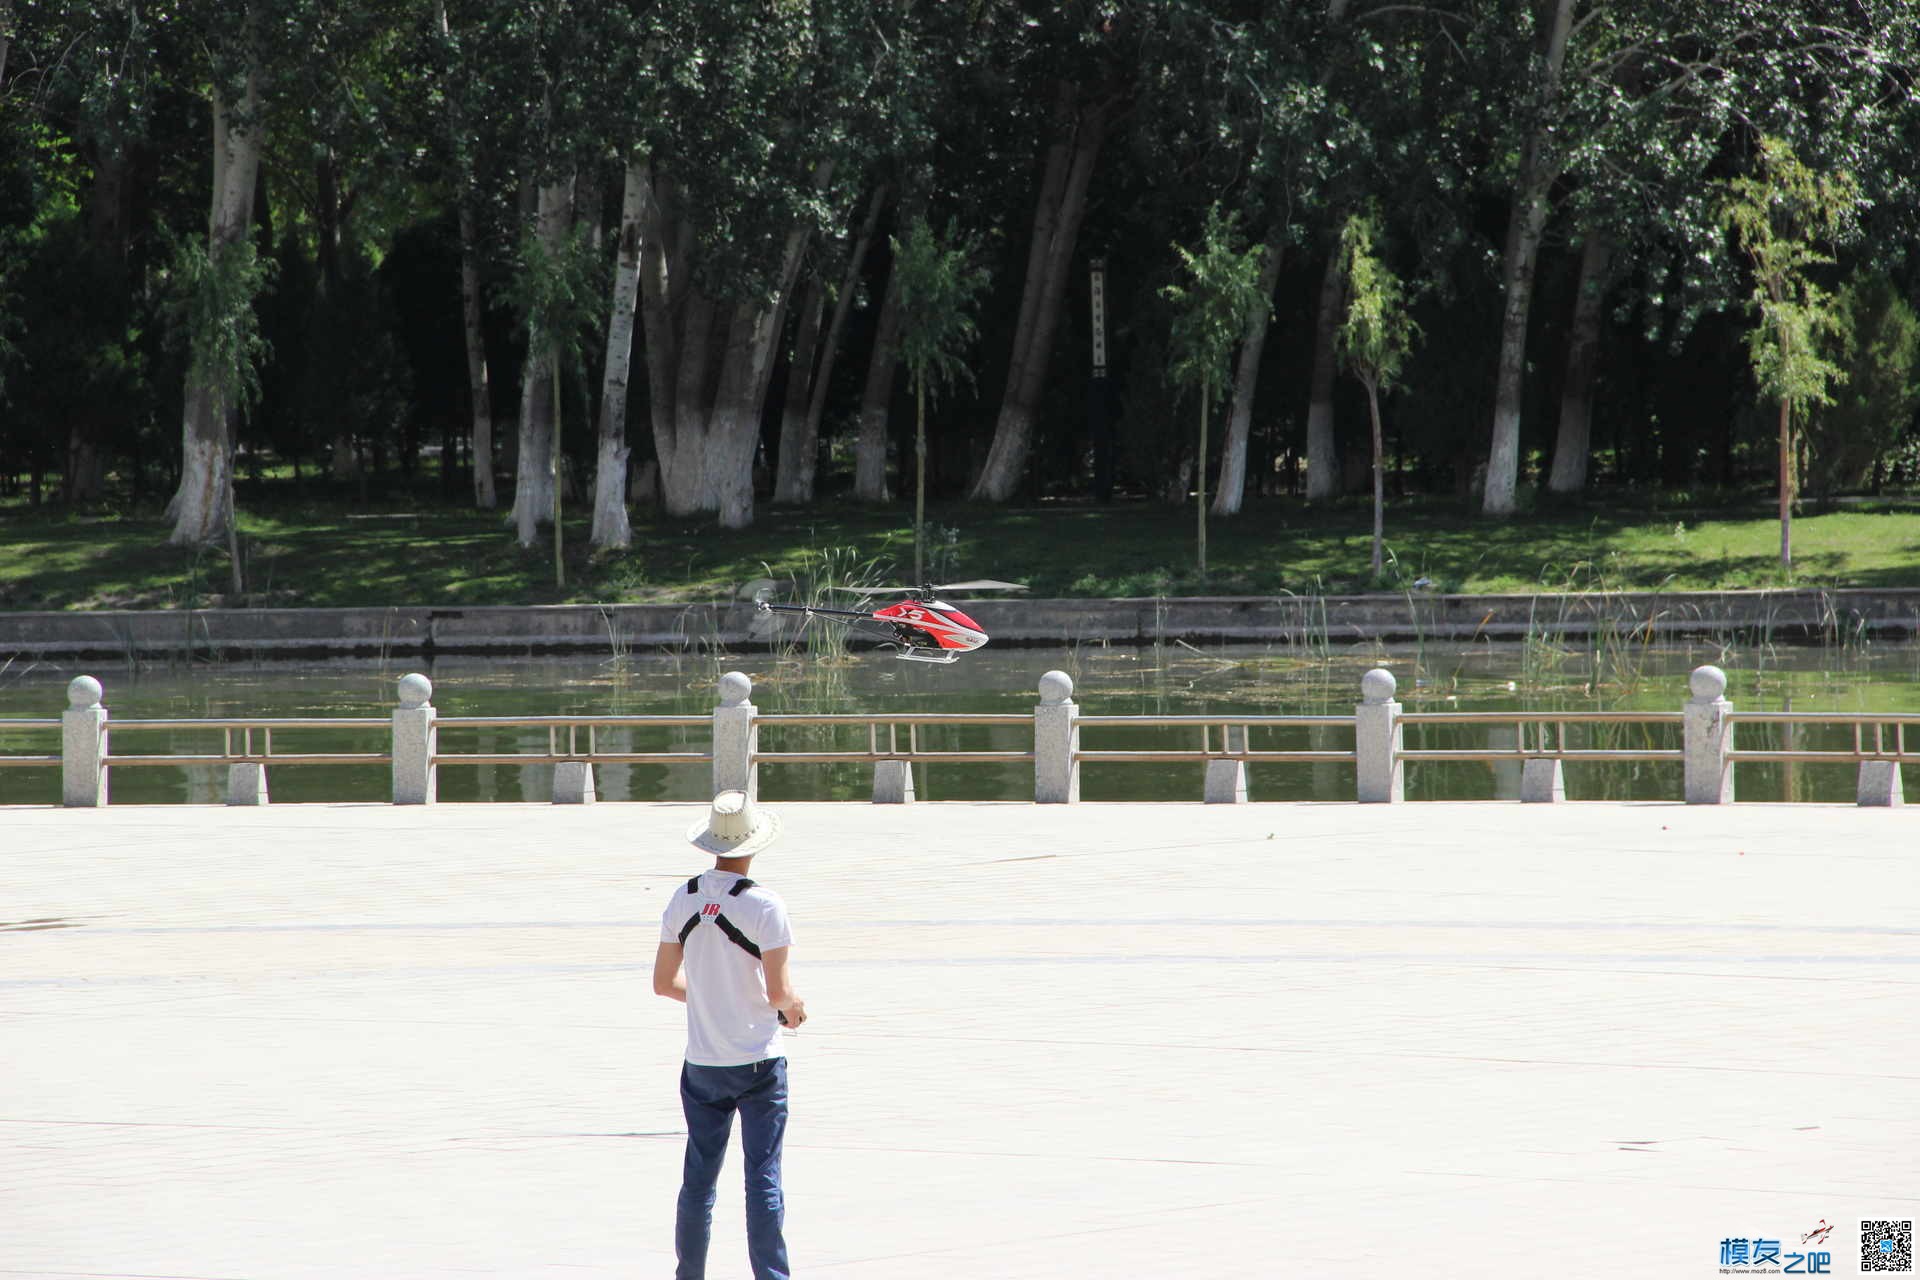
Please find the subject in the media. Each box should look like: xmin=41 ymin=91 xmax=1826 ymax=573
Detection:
xmin=1721 ymin=136 xmax=1856 ymax=419
xmin=892 ymin=217 xmax=988 ymax=400
xmin=1 ymin=0 xmax=1918 ymax=525
xmin=505 ymin=222 xmax=606 ymax=378
xmin=1805 ymin=275 xmax=1920 ymax=495
xmin=1161 ymin=205 xmax=1267 ymax=402
xmin=160 ymin=232 xmax=275 ymax=420
xmin=1335 ymin=212 xmax=1418 ymax=394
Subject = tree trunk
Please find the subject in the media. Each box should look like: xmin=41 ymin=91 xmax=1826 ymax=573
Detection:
xmin=970 ymin=84 xmax=1112 ymax=502
xmin=69 ymin=136 xmax=129 ymax=504
xmin=1481 ymin=0 xmax=1575 ymax=517
xmin=639 ymin=161 xmax=824 ymax=528
xmin=914 ymin=374 xmax=926 ymax=582
xmin=0 ymin=0 xmax=12 ymax=86
xmin=1779 ymin=395 xmax=1793 ymax=574
xmin=710 ymin=282 xmax=803 ymax=529
xmin=168 ymin=54 xmax=263 ymax=547
xmin=778 ymin=183 xmax=889 ymax=505
xmin=512 ymin=178 xmax=573 ymax=546
xmin=591 ymin=150 xmax=647 ymax=549
xmin=552 ymin=343 xmax=564 ymax=584
xmin=854 ymin=267 xmax=903 ymax=501
xmin=1482 ymin=171 xmax=1553 ymax=515
xmin=1547 ymin=234 xmax=1612 ymax=494
xmin=1197 ymin=384 xmax=1209 ymax=576
xmin=1366 ymin=380 xmax=1385 ymax=575
xmin=438 ymin=0 xmax=495 ymax=509
xmin=772 ymin=274 xmax=826 ymax=504
xmin=1212 ymin=230 xmax=1284 ymax=516
xmin=456 ymin=197 xmax=495 ymax=509
xmin=1304 ymin=248 xmax=1344 ymax=501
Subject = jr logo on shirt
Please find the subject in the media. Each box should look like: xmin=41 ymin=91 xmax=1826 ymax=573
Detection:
xmin=702 ymin=903 xmax=720 ymax=916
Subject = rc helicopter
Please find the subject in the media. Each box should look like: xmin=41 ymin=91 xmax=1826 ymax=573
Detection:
xmin=751 ymin=579 xmax=1028 ymax=664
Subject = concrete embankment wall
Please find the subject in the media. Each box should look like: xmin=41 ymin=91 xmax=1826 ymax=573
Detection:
xmin=3 ymin=587 xmax=1916 ymax=661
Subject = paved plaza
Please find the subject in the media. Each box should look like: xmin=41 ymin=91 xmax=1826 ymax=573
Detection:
xmin=2 ymin=800 xmax=1916 ymax=1278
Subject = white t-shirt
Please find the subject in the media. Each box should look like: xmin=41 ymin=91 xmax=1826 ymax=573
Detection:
xmin=659 ymin=870 xmax=794 ymax=1067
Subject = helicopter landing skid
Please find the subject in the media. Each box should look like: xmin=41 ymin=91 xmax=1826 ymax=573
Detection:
xmin=891 ymin=647 xmax=960 ymax=664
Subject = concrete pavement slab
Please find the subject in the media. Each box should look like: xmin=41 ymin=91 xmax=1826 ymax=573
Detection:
xmin=0 ymin=801 xmax=1915 ymax=1278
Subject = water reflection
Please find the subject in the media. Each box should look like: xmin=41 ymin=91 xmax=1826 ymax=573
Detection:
xmin=2 ymin=640 xmax=1917 ymax=805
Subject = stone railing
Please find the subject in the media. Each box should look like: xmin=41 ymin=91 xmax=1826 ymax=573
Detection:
xmin=1 ymin=666 xmax=1910 ymax=807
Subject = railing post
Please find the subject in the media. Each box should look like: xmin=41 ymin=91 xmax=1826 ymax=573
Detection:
xmin=553 ymin=762 xmax=596 ymax=804
xmin=713 ymin=671 xmax=758 ymax=801
xmin=1204 ymin=724 xmax=1248 ymax=803
xmin=62 ymin=675 xmax=108 ymax=807
xmin=1683 ymin=665 xmax=1733 ymax=804
xmin=392 ymin=673 xmax=438 ymax=805
xmin=1520 ymin=758 xmax=1565 ymax=803
xmin=1355 ymin=668 xmax=1403 ymax=803
xmin=1034 ymin=670 xmax=1080 ymax=803
xmin=1857 ymin=760 xmax=1903 ymax=807
xmin=873 ymin=759 xmax=915 ymax=803
xmin=228 ymin=763 xmax=269 ymax=806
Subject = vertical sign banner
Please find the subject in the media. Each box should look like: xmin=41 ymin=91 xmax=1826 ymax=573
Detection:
xmin=1089 ymin=257 xmax=1108 ymax=378
xmin=1088 ymin=256 xmax=1114 ymax=501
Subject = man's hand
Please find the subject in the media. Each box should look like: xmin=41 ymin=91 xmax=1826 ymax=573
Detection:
xmin=778 ymin=998 xmax=807 ymax=1029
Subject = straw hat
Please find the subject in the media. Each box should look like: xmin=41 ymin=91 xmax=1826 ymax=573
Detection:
xmin=687 ymin=790 xmax=781 ymax=858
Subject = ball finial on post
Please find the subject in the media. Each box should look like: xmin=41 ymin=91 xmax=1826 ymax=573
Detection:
xmin=67 ymin=676 xmax=104 ymax=710
xmin=1360 ymin=668 xmax=1397 ymax=704
xmin=397 ymin=673 xmax=434 ymax=709
xmin=1688 ymin=665 xmax=1728 ymax=702
xmin=1038 ymin=670 xmax=1075 ymax=706
xmin=718 ymin=671 xmax=754 ymax=707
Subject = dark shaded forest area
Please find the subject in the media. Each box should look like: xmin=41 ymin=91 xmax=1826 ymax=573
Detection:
xmin=2 ymin=0 xmax=1917 ymax=558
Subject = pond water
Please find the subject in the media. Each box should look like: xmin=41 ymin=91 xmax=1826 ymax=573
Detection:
xmin=3 ymin=636 xmax=1918 ymax=805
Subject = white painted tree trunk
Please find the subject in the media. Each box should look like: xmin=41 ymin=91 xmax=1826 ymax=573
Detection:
xmin=591 ymin=151 xmax=647 ymax=549
xmin=1304 ymin=248 xmax=1344 ymax=501
xmin=637 ymin=170 xmax=680 ymax=495
xmin=710 ymin=253 xmax=806 ymax=528
xmin=1481 ymin=0 xmax=1575 ymax=517
xmin=1547 ymin=234 xmax=1613 ymax=495
xmin=1482 ymin=174 xmax=1551 ymax=516
xmin=854 ymin=268 xmax=903 ymax=501
xmin=638 ymin=161 xmax=824 ymax=528
xmin=1212 ymin=232 xmax=1284 ymax=515
xmin=971 ymin=86 xmax=1109 ymax=502
xmin=513 ymin=352 xmax=555 ymax=546
xmin=512 ymin=178 xmax=572 ymax=546
xmin=168 ymin=57 xmax=262 ymax=547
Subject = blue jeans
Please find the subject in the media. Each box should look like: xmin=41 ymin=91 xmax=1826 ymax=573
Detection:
xmin=675 ymin=1058 xmax=790 ymax=1280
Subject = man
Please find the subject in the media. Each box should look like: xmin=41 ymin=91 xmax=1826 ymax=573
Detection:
xmin=654 ymin=790 xmax=807 ymax=1280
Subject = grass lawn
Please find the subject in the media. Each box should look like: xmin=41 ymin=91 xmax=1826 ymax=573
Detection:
xmin=2 ymin=488 xmax=1918 ymax=611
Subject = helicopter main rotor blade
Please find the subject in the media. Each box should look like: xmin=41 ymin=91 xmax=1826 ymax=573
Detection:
xmin=832 ymin=579 xmax=1029 ymax=596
